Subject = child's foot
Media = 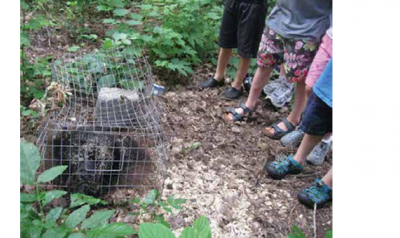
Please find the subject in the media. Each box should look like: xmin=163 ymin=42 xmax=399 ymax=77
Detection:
xmin=264 ymin=155 xmax=303 ymax=180
xmin=297 ymin=178 xmax=332 ymax=209
xmin=222 ymin=86 xmax=243 ymax=100
xmin=199 ymin=77 xmax=225 ymax=89
xmin=306 ymin=138 xmax=332 ymax=166
xmin=223 ymin=103 xmax=253 ymax=122
xmin=280 ymin=128 xmax=305 ymax=147
xmin=264 ymin=117 xmax=297 ymax=140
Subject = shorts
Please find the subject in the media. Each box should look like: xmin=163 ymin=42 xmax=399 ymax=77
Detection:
xmin=257 ymin=26 xmax=320 ymax=83
xmin=300 ymin=92 xmax=332 ymax=136
xmin=306 ymin=34 xmax=333 ymax=88
xmin=218 ymin=0 xmax=268 ymax=58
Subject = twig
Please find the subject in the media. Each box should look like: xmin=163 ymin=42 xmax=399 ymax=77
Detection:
xmin=235 ymin=162 xmax=252 ymax=172
xmin=254 ymin=157 xmax=268 ymax=187
xmin=313 ymin=203 xmax=317 ymax=238
xmin=288 ymin=203 xmax=298 ymax=227
xmin=208 ymin=194 xmax=216 ymax=207
xmin=47 ymin=28 xmax=52 ymax=48
xmin=294 ymin=171 xmax=323 ymax=178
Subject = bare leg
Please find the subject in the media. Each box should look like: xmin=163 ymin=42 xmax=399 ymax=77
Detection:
xmin=280 ymin=63 xmax=285 ymax=77
xmin=305 ymin=85 xmax=313 ymax=98
xmin=246 ymin=66 xmax=274 ymax=108
xmin=293 ymin=133 xmax=323 ymax=164
xmin=231 ymin=56 xmax=251 ymax=90
xmin=265 ymin=80 xmax=307 ymax=133
xmin=214 ymin=48 xmax=233 ymax=81
xmin=226 ymin=66 xmax=274 ymax=121
xmin=322 ymin=168 xmax=333 ymax=188
xmin=287 ymin=80 xmax=307 ymax=124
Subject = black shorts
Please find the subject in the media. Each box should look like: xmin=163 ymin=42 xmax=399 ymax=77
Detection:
xmin=218 ymin=0 xmax=268 ymax=58
xmin=300 ymin=92 xmax=332 ymax=136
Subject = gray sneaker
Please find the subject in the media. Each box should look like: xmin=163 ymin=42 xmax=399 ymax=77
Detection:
xmin=307 ymin=139 xmax=332 ymax=166
xmin=267 ymin=83 xmax=294 ymax=108
xmin=280 ymin=128 xmax=305 ymax=147
xmin=263 ymin=76 xmax=287 ymax=95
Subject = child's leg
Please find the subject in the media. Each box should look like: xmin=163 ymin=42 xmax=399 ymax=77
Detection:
xmin=214 ymin=48 xmax=233 ymax=81
xmin=323 ymin=132 xmax=332 ymax=141
xmin=265 ymin=92 xmax=332 ymax=180
xmin=225 ymin=66 xmax=273 ymax=121
xmin=264 ymin=38 xmax=320 ymax=138
xmin=231 ymin=56 xmax=251 ymax=90
xmin=223 ymin=26 xmax=283 ymax=122
xmin=293 ymin=133 xmax=324 ymax=164
xmin=280 ymin=63 xmax=286 ymax=77
xmin=287 ymin=80 xmax=307 ymax=124
xmin=245 ymin=66 xmax=274 ymax=109
xmin=305 ymin=34 xmax=333 ymax=98
xmin=322 ymin=168 xmax=333 ymax=188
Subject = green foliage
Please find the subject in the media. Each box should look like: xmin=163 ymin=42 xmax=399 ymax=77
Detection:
xmin=288 ymin=225 xmax=332 ymax=238
xmin=138 ymin=216 xmax=211 ymax=238
xmin=180 ymin=216 xmax=211 ymax=238
xmin=130 ymin=189 xmax=187 ymax=229
xmin=20 ymin=142 xmax=135 ymax=238
xmin=325 ymin=230 xmax=333 ymax=238
xmin=288 ymin=225 xmax=307 ymax=238
xmin=20 ymin=142 xmax=210 ymax=237
xmin=37 ymin=166 xmax=68 ymax=183
xmin=68 ymin=46 xmax=81 ymax=52
xmin=86 ymin=223 xmax=135 ymax=238
xmin=51 ymin=49 xmax=145 ymax=95
xmin=139 ymin=223 xmax=175 ymax=238
xmin=99 ymin=0 xmax=223 ymax=78
xmin=81 ymin=210 xmax=115 ymax=229
xmin=20 ymin=142 xmax=41 ymax=185
xmin=20 ymin=55 xmax=52 ymax=105
xmin=70 ymin=193 xmax=108 ymax=209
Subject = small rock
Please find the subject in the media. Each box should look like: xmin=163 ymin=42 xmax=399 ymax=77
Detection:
xmin=123 ymin=215 xmax=136 ymax=223
xmin=231 ymin=126 xmax=241 ymax=133
xmin=227 ymin=181 xmax=238 ymax=189
xmin=279 ymin=107 xmax=289 ymax=113
xmin=165 ymin=92 xmax=177 ymax=98
xmin=257 ymin=142 xmax=268 ymax=150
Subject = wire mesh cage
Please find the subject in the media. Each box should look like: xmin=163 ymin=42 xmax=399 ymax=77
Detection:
xmin=36 ymin=47 xmax=167 ymax=196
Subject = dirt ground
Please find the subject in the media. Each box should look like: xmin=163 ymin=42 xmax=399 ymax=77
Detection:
xmin=156 ymin=69 xmax=332 ymax=238
xmin=21 ymin=30 xmax=332 ymax=237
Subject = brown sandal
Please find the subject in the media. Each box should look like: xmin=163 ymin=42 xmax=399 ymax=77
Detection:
xmin=222 ymin=103 xmax=253 ymax=123
xmin=264 ymin=117 xmax=296 ymax=140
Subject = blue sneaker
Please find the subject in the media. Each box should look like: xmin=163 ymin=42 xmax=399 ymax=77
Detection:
xmin=297 ymin=178 xmax=332 ymax=209
xmin=265 ymin=155 xmax=303 ymax=180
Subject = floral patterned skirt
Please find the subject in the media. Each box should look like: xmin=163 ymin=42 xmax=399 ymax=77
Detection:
xmin=257 ymin=26 xmax=320 ymax=83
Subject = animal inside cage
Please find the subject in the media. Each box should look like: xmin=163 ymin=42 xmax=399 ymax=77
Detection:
xmin=36 ymin=47 xmax=167 ymax=196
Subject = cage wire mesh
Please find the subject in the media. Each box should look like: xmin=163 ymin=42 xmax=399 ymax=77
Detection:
xmin=36 ymin=47 xmax=168 ymax=196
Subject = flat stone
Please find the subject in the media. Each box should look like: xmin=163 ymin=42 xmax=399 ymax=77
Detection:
xmin=95 ymin=87 xmax=142 ymax=127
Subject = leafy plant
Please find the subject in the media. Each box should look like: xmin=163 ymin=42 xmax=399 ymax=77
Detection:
xmin=20 ymin=55 xmax=52 ymax=104
xmin=129 ymin=189 xmax=187 ymax=228
xmin=288 ymin=225 xmax=332 ymax=238
xmin=20 ymin=142 xmax=136 ymax=238
xmin=99 ymin=0 xmax=223 ymax=78
xmin=138 ymin=215 xmax=211 ymax=238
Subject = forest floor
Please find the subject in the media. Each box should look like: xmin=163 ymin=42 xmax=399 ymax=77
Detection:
xmin=21 ymin=29 xmax=332 ymax=237
xmin=157 ymin=72 xmax=333 ymax=238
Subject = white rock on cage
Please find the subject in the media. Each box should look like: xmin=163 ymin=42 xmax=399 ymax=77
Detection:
xmin=95 ymin=87 xmax=140 ymax=127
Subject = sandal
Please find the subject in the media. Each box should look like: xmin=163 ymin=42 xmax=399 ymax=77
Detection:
xmin=264 ymin=117 xmax=296 ymax=140
xmin=223 ymin=103 xmax=253 ymax=123
xmin=222 ymin=87 xmax=243 ymax=100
